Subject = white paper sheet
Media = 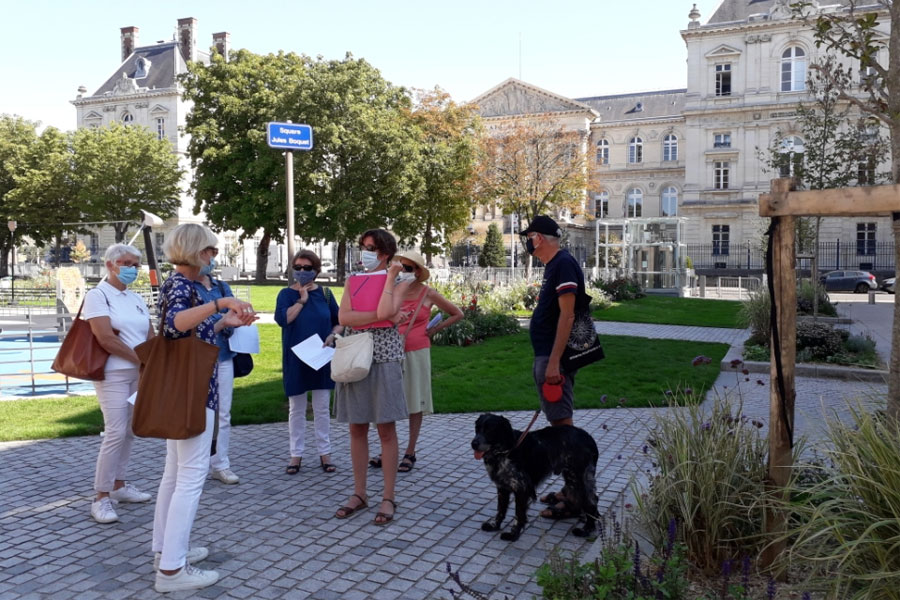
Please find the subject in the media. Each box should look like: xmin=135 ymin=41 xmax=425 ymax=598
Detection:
xmin=228 ymin=324 xmax=260 ymax=354
xmin=291 ymin=334 xmax=335 ymax=371
xmin=126 ymin=392 xmax=137 ymax=406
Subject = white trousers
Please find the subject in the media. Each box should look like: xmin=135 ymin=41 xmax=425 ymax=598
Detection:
xmin=93 ymin=367 xmax=140 ymax=493
xmin=209 ymin=358 xmax=234 ymax=471
xmin=152 ymin=408 xmax=214 ymax=571
xmin=288 ymin=389 xmax=332 ymax=457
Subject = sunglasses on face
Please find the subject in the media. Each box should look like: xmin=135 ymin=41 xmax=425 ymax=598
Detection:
xmin=292 ymin=265 xmax=315 ymax=271
xmin=402 ymin=264 xmax=415 ymax=273
xmin=203 ymin=246 xmax=219 ymax=256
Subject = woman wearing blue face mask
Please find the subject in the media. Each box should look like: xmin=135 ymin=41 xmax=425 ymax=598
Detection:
xmin=191 ymin=247 xmax=242 ymax=486
xmin=275 ymin=250 xmax=343 ymax=475
xmin=84 ymin=244 xmax=155 ymax=524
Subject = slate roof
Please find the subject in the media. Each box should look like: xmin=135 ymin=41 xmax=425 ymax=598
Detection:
xmin=707 ymin=0 xmax=853 ymax=24
xmin=92 ymin=42 xmax=210 ymax=96
xmin=575 ymin=89 xmax=686 ymax=123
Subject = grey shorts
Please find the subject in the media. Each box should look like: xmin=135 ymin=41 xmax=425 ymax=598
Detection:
xmin=533 ymin=355 xmax=576 ymax=422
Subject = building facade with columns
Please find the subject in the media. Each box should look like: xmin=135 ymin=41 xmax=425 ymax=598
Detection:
xmin=471 ymin=0 xmax=894 ymax=277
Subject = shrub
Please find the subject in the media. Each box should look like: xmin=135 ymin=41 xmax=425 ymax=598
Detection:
xmin=585 ymin=286 xmax=612 ymax=311
xmin=785 ymin=405 xmax=900 ymax=598
xmin=738 ymin=288 xmax=770 ymax=346
xmin=594 ymin=277 xmax=644 ymax=301
xmin=634 ymin=391 xmax=779 ymax=572
xmin=796 ymin=279 xmax=836 ymax=316
xmin=430 ymin=293 xmax=520 ymax=347
xmin=795 ymin=321 xmax=843 ymax=360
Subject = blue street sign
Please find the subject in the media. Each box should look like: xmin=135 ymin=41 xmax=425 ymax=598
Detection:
xmin=266 ymin=122 xmax=313 ymax=151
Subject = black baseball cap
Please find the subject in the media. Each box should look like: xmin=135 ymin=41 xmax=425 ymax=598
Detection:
xmin=519 ymin=215 xmax=562 ymax=238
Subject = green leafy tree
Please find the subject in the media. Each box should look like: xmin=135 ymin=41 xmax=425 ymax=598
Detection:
xmin=791 ymin=0 xmax=900 ymax=418
xmin=73 ymin=123 xmax=182 ymax=243
xmin=8 ymin=126 xmax=84 ymax=267
xmin=0 ymin=115 xmax=39 ymax=277
xmin=479 ymin=222 xmax=506 ymax=267
xmin=401 ymin=88 xmax=481 ymax=264
xmin=181 ymin=49 xmax=313 ymax=282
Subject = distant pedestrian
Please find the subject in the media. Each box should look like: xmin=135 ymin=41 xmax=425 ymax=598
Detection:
xmin=84 ymin=244 xmax=154 ymax=524
xmin=520 ymin=215 xmax=587 ymax=517
xmin=275 ymin=249 xmax=343 ymax=475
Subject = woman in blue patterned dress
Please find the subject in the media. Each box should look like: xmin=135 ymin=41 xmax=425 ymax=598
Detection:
xmin=151 ymin=224 xmax=256 ymax=594
xmin=275 ymin=249 xmax=343 ymax=474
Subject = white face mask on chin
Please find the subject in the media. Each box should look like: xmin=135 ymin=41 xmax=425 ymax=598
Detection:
xmin=360 ymin=250 xmax=381 ymax=271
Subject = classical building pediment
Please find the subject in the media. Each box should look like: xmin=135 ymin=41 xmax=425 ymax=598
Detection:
xmin=83 ymin=110 xmax=103 ymax=122
xmin=471 ymin=78 xmax=598 ymax=118
xmin=705 ymin=44 xmax=742 ymax=59
xmin=149 ymin=104 xmax=170 ymax=115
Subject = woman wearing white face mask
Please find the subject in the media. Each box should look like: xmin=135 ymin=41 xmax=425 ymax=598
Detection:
xmin=333 ymin=229 xmax=411 ymax=526
xmin=275 ymin=249 xmax=342 ymax=475
xmin=84 ymin=244 xmax=155 ymax=524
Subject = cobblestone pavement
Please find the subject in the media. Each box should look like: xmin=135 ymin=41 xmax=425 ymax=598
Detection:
xmin=0 ymin=310 xmax=888 ymax=599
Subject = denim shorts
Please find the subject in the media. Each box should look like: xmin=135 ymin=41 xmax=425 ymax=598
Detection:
xmin=532 ymin=355 xmax=576 ymax=422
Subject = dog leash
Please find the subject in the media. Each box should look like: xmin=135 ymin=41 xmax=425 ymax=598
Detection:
xmin=513 ymin=410 xmax=542 ymax=450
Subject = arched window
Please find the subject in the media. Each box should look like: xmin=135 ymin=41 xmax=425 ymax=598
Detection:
xmin=628 ymin=137 xmax=643 ymax=164
xmin=661 ymin=186 xmax=678 ymax=216
xmin=594 ymin=190 xmax=609 ymax=218
xmin=122 ymin=112 xmax=134 ymax=124
xmin=779 ymin=136 xmax=804 ymax=177
xmin=627 ymin=188 xmax=643 ymax=217
xmin=781 ymin=47 xmax=807 ymax=92
xmin=663 ymin=134 xmax=678 ymax=161
xmin=596 ymin=139 xmax=609 ymax=165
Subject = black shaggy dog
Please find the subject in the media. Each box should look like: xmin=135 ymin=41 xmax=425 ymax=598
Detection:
xmin=471 ymin=413 xmax=600 ymax=541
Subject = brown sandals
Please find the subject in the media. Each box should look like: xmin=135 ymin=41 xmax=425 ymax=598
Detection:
xmin=374 ymin=498 xmax=396 ymax=526
xmin=335 ymin=494 xmax=368 ymax=519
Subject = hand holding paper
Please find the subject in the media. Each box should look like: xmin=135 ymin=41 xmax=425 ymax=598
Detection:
xmin=291 ymin=334 xmax=335 ymax=371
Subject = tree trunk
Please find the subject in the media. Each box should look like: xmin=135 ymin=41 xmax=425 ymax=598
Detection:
xmin=55 ymin=232 xmax=62 ymax=268
xmin=335 ymin=238 xmax=347 ymax=285
xmin=812 ymin=217 xmax=821 ymax=318
xmin=0 ymin=233 xmax=10 ymax=278
xmin=889 ymin=214 xmax=900 ymax=421
xmin=254 ymin=231 xmax=270 ymax=284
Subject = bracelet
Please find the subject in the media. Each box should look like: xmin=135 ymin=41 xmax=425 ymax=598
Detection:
xmin=213 ymin=298 xmax=220 ymax=312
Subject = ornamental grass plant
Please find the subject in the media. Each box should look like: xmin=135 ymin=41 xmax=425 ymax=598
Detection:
xmin=783 ymin=405 xmax=900 ymax=599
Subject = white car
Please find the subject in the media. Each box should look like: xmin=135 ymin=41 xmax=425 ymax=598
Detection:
xmin=882 ymin=277 xmax=895 ymax=294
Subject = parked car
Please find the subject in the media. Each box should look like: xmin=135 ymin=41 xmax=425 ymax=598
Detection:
xmin=818 ymin=270 xmax=878 ymax=293
xmin=881 ymin=277 xmax=895 ymax=294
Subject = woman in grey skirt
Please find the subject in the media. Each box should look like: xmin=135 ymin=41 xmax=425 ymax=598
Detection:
xmin=334 ymin=229 xmax=411 ymax=525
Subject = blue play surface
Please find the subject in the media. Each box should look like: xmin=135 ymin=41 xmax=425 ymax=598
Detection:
xmin=0 ymin=333 xmax=95 ymax=398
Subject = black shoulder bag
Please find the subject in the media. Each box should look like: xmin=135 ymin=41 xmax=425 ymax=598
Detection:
xmin=561 ymin=290 xmax=605 ymax=372
xmin=216 ymin=280 xmax=254 ymax=378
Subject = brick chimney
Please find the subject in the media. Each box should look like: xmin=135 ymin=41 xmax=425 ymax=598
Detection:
xmin=120 ymin=26 xmax=139 ymax=62
xmin=177 ymin=17 xmax=197 ymax=63
xmin=212 ymin=31 xmax=230 ymax=61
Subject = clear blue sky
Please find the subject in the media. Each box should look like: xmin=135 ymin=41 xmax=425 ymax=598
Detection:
xmin=0 ymin=0 xmax=722 ymax=132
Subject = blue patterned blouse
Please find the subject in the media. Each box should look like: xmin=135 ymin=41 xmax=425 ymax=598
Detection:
xmin=159 ymin=271 xmax=219 ymax=411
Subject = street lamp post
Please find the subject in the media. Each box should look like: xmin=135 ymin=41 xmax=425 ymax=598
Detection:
xmin=7 ymin=220 xmax=16 ymax=306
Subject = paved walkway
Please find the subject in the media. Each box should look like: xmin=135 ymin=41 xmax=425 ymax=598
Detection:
xmin=0 ymin=297 xmax=891 ymax=599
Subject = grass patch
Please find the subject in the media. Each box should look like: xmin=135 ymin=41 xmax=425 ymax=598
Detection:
xmin=431 ymin=332 xmax=727 ymax=412
xmin=0 ymin=327 xmax=727 ymax=441
xmin=592 ymin=296 xmax=743 ymax=329
xmin=236 ymin=284 xmax=343 ymax=313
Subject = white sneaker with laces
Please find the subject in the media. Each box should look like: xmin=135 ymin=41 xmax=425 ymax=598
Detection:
xmin=91 ymin=497 xmax=118 ymax=524
xmin=154 ymin=564 xmax=219 ymax=593
xmin=210 ymin=469 xmax=239 ymax=485
xmin=109 ymin=483 xmax=151 ymax=503
xmin=153 ymin=547 xmax=209 ymax=572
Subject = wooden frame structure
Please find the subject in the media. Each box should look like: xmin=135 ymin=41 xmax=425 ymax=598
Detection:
xmin=757 ymin=178 xmax=900 ymax=567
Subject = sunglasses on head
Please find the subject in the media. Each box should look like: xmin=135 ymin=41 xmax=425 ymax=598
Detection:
xmin=402 ymin=264 xmax=415 ymax=273
xmin=292 ymin=265 xmax=315 ymax=271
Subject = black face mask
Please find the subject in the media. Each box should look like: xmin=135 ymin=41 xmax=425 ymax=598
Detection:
xmin=525 ymin=237 xmax=536 ymax=255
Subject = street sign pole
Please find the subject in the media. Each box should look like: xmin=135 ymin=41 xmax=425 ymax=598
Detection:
xmin=285 ymin=147 xmax=295 ymax=267
xmin=266 ymin=121 xmax=312 ymax=276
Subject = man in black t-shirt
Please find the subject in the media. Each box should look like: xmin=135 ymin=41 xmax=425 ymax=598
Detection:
xmin=521 ymin=215 xmax=587 ymax=516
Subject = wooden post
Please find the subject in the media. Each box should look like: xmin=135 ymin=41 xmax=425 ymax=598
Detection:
xmin=761 ymin=179 xmax=797 ymax=571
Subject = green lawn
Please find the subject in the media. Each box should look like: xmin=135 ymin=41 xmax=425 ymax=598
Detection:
xmin=235 ymin=284 xmax=344 ymax=313
xmin=0 ymin=325 xmax=727 ymax=441
xmin=593 ymin=296 xmax=743 ymax=329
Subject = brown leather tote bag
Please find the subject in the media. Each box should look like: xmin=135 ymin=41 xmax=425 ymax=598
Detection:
xmin=132 ymin=295 xmax=219 ymax=440
xmin=51 ymin=299 xmax=109 ymax=381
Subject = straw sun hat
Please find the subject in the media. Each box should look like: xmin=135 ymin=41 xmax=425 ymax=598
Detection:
xmin=394 ymin=250 xmax=430 ymax=283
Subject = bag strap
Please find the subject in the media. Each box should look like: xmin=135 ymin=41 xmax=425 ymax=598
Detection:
xmin=156 ymin=281 xmax=203 ymax=337
xmin=401 ymin=286 xmax=429 ymax=342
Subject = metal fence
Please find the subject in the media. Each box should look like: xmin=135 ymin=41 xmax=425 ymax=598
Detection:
xmin=686 ymin=275 xmax=762 ymax=300
xmin=440 ymin=267 xmax=545 ymax=286
xmin=685 ymin=241 xmax=895 ymax=272
xmin=0 ymin=309 xmax=79 ymax=396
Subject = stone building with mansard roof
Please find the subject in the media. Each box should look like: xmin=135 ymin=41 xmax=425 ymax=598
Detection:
xmin=472 ymin=0 xmax=893 ymax=276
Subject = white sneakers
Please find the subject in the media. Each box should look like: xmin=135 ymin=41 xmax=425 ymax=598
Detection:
xmin=154 ymin=563 xmax=219 ymax=593
xmin=153 ymin=546 xmax=209 ymax=572
xmin=210 ymin=469 xmax=239 ymax=485
xmin=109 ymin=483 xmax=152 ymax=503
xmin=90 ymin=497 xmax=118 ymax=524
